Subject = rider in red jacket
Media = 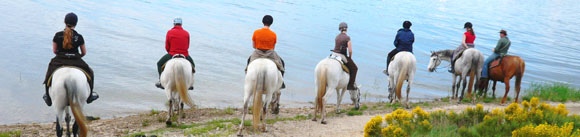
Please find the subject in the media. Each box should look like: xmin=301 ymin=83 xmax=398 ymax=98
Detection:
xmin=155 ymin=18 xmax=195 ymax=89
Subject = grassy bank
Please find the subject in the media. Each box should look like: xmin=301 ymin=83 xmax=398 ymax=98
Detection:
xmin=523 ymin=82 xmax=580 ymax=102
xmin=0 ymin=130 xmax=20 ymax=137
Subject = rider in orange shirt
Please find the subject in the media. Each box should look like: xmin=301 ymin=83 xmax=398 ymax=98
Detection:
xmin=247 ymin=15 xmax=285 ymax=89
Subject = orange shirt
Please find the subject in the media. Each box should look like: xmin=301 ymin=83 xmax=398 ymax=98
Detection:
xmin=252 ymin=28 xmax=277 ymax=50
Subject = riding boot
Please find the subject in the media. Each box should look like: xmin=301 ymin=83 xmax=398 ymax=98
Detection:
xmin=280 ymin=71 xmax=286 ymax=89
xmin=43 ymin=85 xmax=52 ymax=106
xmin=86 ymin=79 xmax=99 ymax=104
xmin=449 ymin=56 xmax=456 ymax=73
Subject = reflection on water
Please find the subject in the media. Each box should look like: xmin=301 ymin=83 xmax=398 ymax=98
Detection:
xmin=0 ymin=0 xmax=578 ymax=124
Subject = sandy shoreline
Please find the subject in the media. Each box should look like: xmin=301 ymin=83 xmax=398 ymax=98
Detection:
xmin=2 ymin=100 xmax=580 ymax=137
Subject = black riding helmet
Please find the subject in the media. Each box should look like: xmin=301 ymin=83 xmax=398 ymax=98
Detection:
xmin=403 ymin=21 xmax=412 ymax=29
xmin=65 ymin=12 xmax=78 ymax=26
xmin=339 ymin=22 xmax=347 ymax=31
xmin=464 ymin=22 xmax=472 ymax=28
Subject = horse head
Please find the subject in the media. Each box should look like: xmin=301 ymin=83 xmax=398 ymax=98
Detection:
xmin=349 ymin=84 xmax=362 ymax=110
xmin=427 ymin=52 xmax=442 ymax=72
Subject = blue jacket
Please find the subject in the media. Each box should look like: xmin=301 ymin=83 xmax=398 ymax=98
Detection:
xmin=393 ymin=28 xmax=414 ymax=53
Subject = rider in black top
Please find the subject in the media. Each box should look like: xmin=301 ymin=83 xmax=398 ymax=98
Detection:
xmin=43 ymin=12 xmax=99 ymax=106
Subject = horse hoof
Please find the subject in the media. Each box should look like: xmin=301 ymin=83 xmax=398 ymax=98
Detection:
xmin=165 ymin=121 xmax=172 ymax=126
xmin=321 ymin=121 xmax=327 ymax=124
xmin=237 ymin=134 xmax=244 ymax=137
xmin=312 ymin=118 xmax=317 ymax=122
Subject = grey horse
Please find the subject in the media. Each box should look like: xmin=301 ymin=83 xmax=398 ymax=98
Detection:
xmin=427 ymin=49 xmax=483 ymax=103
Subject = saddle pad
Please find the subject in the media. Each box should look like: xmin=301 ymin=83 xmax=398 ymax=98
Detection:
xmin=489 ymin=55 xmax=512 ymax=69
xmin=46 ymin=66 xmax=91 ymax=88
xmin=328 ymin=56 xmax=350 ymax=73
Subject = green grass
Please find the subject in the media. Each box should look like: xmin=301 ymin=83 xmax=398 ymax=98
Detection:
xmin=149 ymin=109 xmax=160 ymax=116
xmin=524 ymin=82 xmax=580 ymax=102
xmin=0 ymin=130 xmax=21 ymax=137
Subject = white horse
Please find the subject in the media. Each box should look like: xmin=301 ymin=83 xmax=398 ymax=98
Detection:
xmin=50 ymin=67 xmax=89 ymax=137
xmin=427 ymin=49 xmax=483 ymax=103
xmin=160 ymin=56 xmax=195 ymax=125
xmin=237 ymin=58 xmax=283 ymax=136
xmin=312 ymin=57 xmax=361 ymax=124
xmin=387 ymin=52 xmax=416 ymax=108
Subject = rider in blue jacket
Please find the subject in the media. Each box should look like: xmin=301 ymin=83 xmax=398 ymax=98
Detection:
xmin=384 ymin=21 xmax=414 ymax=75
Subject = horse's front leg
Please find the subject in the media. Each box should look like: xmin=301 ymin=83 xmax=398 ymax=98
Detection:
xmin=65 ymin=112 xmax=71 ymax=137
xmin=336 ymin=88 xmax=345 ymax=113
xmin=501 ymin=78 xmax=511 ymax=104
xmin=451 ymin=75 xmax=457 ymax=99
xmin=492 ymin=81 xmax=497 ymax=98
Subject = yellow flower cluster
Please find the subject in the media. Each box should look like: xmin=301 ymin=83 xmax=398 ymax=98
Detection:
xmin=512 ymin=122 xmax=574 ymax=137
xmin=381 ymin=125 xmax=407 ymax=137
xmin=384 ymin=109 xmax=412 ymax=125
xmin=412 ymin=106 xmax=430 ymax=119
xmin=364 ymin=115 xmax=383 ymax=137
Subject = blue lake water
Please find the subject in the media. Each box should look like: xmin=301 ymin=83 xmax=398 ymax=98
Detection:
xmin=0 ymin=0 xmax=578 ymax=124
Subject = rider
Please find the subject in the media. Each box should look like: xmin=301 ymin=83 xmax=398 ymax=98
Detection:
xmin=384 ymin=21 xmax=414 ymax=75
xmin=449 ymin=22 xmax=476 ymax=73
xmin=246 ymin=15 xmax=285 ymax=89
xmin=155 ymin=17 xmax=195 ymax=90
xmin=332 ymin=22 xmax=358 ymax=90
xmin=482 ymin=29 xmax=511 ymax=79
xmin=43 ymin=12 xmax=98 ymax=106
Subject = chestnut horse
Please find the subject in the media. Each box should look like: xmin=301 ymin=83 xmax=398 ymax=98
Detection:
xmin=477 ymin=56 xmax=525 ymax=104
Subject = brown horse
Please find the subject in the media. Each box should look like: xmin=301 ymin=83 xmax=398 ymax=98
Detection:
xmin=477 ymin=56 xmax=525 ymax=104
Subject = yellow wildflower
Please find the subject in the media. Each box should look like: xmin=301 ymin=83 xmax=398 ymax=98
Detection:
xmin=476 ymin=104 xmax=484 ymax=111
xmin=530 ymin=97 xmax=540 ymax=108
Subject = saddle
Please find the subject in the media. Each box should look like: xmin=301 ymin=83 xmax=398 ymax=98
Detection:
xmin=489 ymin=55 xmax=511 ymax=69
xmin=328 ymin=54 xmax=350 ymax=73
xmin=46 ymin=66 xmax=91 ymax=88
xmin=161 ymin=54 xmax=195 ymax=72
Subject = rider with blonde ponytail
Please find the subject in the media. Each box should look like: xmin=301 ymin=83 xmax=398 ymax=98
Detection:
xmin=43 ymin=12 xmax=98 ymax=106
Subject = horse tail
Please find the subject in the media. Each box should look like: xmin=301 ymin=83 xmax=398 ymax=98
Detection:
xmin=467 ymin=52 xmax=481 ymax=98
xmin=66 ymin=75 xmax=87 ymax=137
xmin=253 ymin=66 xmax=266 ymax=129
xmin=396 ymin=60 xmax=409 ymax=100
xmin=515 ymin=57 xmax=525 ymax=94
xmin=316 ymin=66 xmax=328 ymax=112
xmin=174 ymin=60 xmax=194 ymax=108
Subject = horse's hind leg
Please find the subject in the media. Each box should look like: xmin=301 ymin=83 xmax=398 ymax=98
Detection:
xmin=321 ymin=88 xmax=333 ymax=124
xmin=65 ymin=112 xmax=71 ymax=137
xmin=72 ymin=122 xmax=78 ymax=137
xmin=166 ymin=99 xmax=173 ymax=126
xmin=501 ymin=78 xmax=511 ymax=104
xmin=515 ymin=75 xmax=523 ymax=103
xmin=406 ymin=79 xmax=413 ymax=108
xmin=237 ymin=85 xmax=253 ymax=136
xmin=56 ymin=117 xmax=63 ymax=137
xmin=336 ymin=89 xmax=345 ymax=113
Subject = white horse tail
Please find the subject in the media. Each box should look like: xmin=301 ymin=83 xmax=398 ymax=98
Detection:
xmin=396 ymin=61 xmax=409 ymax=99
xmin=174 ymin=61 xmax=194 ymax=108
xmin=315 ymin=67 xmax=328 ymax=112
xmin=253 ymin=69 xmax=265 ymax=129
xmin=66 ymin=77 xmax=87 ymax=137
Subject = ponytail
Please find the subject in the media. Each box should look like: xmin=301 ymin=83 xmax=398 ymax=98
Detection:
xmin=468 ymin=28 xmax=475 ymax=35
xmin=63 ymin=25 xmax=73 ymax=50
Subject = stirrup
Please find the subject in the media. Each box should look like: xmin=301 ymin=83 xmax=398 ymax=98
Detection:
xmin=43 ymin=94 xmax=52 ymax=106
xmin=87 ymin=92 xmax=99 ymax=104
xmin=155 ymin=81 xmax=165 ymax=89
xmin=383 ymin=69 xmax=389 ymax=75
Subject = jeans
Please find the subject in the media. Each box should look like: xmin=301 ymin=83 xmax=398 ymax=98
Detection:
xmin=482 ymin=53 xmax=500 ymax=78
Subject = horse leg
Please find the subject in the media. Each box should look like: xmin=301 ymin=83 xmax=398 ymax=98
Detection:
xmin=336 ymin=88 xmax=345 ymax=113
xmin=270 ymin=91 xmax=280 ymax=114
xmin=56 ymin=117 xmax=63 ymax=137
xmin=492 ymin=81 xmax=497 ymax=98
xmin=65 ymin=112 xmax=71 ymax=137
xmin=456 ymin=76 xmax=464 ymax=102
xmin=321 ymin=88 xmax=333 ymax=124
xmin=515 ymin=75 xmax=523 ymax=103
xmin=166 ymin=99 xmax=173 ymax=126
xmin=72 ymin=122 xmax=78 ymax=137
xmin=237 ymin=85 xmax=253 ymax=136
xmin=501 ymin=78 xmax=511 ymax=104
xmin=406 ymin=79 xmax=412 ymax=108
xmin=451 ymin=75 xmax=457 ymax=99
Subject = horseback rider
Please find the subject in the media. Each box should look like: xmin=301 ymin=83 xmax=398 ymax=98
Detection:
xmin=384 ymin=21 xmax=414 ymax=75
xmin=43 ymin=12 xmax=98 ymax=106
xmin=449 ymin=22 xmax=476 ymax=73
xmin=155 ymin=17 xmax=195 ymax=90
xmin=332 ymin=22 xmax=358 ymax=90
xmin=246 ymin=15 xmax=286 ymax=89
xmin=482 ymin=29 xmax=511 ymax=79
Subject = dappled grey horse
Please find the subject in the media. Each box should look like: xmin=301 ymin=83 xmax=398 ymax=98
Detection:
xmin=427 ymin=48 xmax=483 ymax=103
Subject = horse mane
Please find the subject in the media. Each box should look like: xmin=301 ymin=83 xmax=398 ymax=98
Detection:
xmin=431 ymin=50 xmax=454 ymax=58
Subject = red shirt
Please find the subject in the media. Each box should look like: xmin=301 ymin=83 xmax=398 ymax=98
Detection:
xmin=165 ymin=26 xmax=190 ymax=56
xmin=464 ymin=31 xmax=476 ymax=44
xmin=252 ymin=28 xmax=277 ymax=50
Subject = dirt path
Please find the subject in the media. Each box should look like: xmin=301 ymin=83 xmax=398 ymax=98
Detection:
xmin=2 ymin=101 xmax=580 ymax=137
